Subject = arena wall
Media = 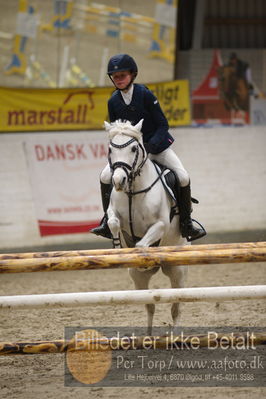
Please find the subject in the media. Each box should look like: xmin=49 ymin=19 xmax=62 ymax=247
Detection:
xmin=0 ymin=126 xmax=265 ymax=250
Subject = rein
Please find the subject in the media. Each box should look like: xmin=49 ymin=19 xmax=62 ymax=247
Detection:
xmin=126 ymin=163 xmax=167 ymax=243
xmin=108 ymin=135 xmax=166 ymax=243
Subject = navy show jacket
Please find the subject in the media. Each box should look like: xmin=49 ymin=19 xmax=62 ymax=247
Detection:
xmin=108 ymin=83 xmax=174 ymax=154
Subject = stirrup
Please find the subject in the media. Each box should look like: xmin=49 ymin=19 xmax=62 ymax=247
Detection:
xmin=90 ymin=216 xmax=112 ymax=239
xmin=181 ymin=218 xmax=206 ymax=242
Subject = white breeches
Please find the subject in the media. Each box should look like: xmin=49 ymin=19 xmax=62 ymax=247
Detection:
xmin=149 ymin=148 xmax=189 ymax=187
xmin=100 ymin=148 xmax=189 ymax=187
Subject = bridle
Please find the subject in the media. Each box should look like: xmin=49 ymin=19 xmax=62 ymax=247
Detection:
xmin=108 ymin=136 xmax=147 ymax=188
xmin=108 ymin=134 xmax=166 ymax=244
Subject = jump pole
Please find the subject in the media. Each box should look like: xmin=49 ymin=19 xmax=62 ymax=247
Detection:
xmin=0 ymin=245 xmax=266 ymax=274
xmin=1 ymin=241 xmax=265 ymax=260
xmin=0 ymin=285 xmax=266 ymax=309
xmin=1 ymin=332 xmax=266 ymax=355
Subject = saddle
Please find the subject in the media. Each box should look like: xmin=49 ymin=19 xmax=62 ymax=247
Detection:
xmin=152 ymin=161 xmax=179 ymax=221
xmin=152 ymin=161 xmax=199 ymax=221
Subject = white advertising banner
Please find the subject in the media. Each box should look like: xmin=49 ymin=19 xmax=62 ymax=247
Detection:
xmin=250 ymin=97 xmax=266 ymax=125
xmin=24 ymin=131 xmax=108 ymax=236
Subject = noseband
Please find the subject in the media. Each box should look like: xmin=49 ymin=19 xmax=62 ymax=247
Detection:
xmin=108 ymin=136 xmax=147 ymax=184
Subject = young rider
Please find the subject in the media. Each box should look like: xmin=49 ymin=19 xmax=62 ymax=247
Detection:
xmin=91 ymin=53 xmax=206 ymax=242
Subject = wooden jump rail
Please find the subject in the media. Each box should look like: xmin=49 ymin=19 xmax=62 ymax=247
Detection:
xmin=0 ymin=242 xmax=266 ymax=274
xmin=1 ymin=241 xmax=265 ymax=260
xmin=1 ymin=332 xmax=265 ymax=355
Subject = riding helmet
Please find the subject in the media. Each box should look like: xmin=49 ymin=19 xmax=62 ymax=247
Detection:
xmin=107 ymin=54 xmax=138 ymax=76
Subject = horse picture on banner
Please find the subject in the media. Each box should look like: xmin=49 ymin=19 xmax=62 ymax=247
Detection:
xmin=217 ymin=65 xmax=249 ymax=112
xmin=192 ymin=50 xmax=250 ymax=125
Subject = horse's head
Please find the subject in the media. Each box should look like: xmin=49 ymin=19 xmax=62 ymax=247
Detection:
xmin=217 ymin=65 xmax=237 ymax=95
xmin=104 ymin=119 xmax=147 ymax=192
xmin=217 ymin=65 xmax=248 ymax=111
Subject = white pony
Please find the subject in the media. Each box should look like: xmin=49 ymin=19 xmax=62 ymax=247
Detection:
xmin=105 ymin=119 xmax=188 ymax=334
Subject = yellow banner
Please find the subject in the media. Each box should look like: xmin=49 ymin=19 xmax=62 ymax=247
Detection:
xmin=149 ymin=80 xmax=191 ymax=125
xmin=0 ymin=80 xmax=190 ymax=132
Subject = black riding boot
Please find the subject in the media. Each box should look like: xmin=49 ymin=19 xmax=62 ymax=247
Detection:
xmin=90 ymin=183 xmax=112 ymax=239
xmin=179 ymin=183 xmax=206 ymax=242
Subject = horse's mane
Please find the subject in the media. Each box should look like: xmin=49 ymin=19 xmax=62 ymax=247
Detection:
xmin=108 ymin=120 xmax=142 ymax=141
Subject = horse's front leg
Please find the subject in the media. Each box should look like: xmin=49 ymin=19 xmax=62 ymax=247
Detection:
xmin=135 ymin=220 xmax=165 ymax=248
xmin=162 ymin=264 xmax=188 ymax=333
xmin=129 ymin=267 xmax=159 ymax=335
xmin=130 ymin=221 xmax=165 ymax=334
xmin=107 ymin=207 xmax=121 ymax=248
